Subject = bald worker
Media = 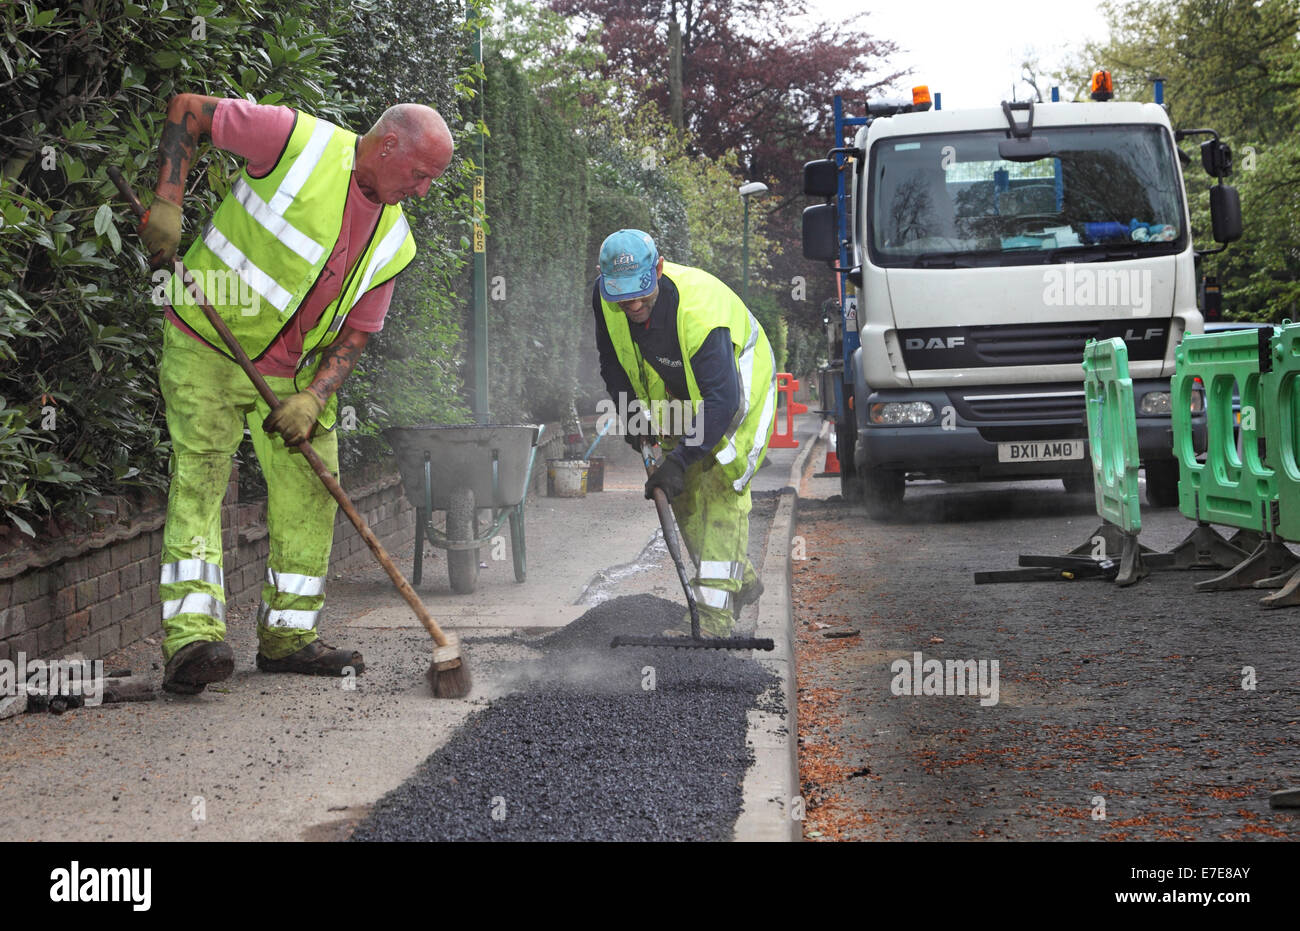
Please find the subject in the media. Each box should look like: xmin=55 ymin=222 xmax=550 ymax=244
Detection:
xmin=138 ymin=94 xmax=453 ymax=694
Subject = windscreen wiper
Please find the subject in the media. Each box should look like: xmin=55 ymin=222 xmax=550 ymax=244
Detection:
xmin=910 ymin=252 xmax=989 ymax=268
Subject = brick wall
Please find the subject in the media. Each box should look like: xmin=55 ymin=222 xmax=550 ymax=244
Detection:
xmin=1 ymin=467 xmax=414 ymax=664
xmin=0 ymin=423 xmax=562 ymax=664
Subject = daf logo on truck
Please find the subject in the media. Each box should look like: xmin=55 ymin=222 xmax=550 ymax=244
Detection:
xmin=802 ymin=72 xmax=1242 ymax=519
xmin=905 ymin=336 xmax=965 ymax=351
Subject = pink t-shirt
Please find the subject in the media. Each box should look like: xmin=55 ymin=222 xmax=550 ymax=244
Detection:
xmin=165 ymin=99 xmax=396 ymax=377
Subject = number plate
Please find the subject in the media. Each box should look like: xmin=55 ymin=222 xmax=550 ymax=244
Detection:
xmin=997 ymin=439 xmax=1086 ymax=463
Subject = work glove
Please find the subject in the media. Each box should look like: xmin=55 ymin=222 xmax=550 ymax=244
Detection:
xmin=139 ymin=196 xmax=182 ymax=269
xmin=262 ymin=391 xmax=324 ymax=446
xmin=644 ymin=454 xmax=686 ymax=502
xmin=623 ymin=412 xmax=651 ymax=452
xmin=624 ymin=413 xmax=655 ymax=449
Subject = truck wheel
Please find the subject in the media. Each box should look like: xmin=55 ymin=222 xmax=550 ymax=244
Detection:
xmin=861 ymin=467 xmax=905 ymax=520
xmin=446 ymin=486 xmax=480 ymax=594
xmin=836 ymin=421 xmax=860 ymax=502
xmin=1144 ymin=459 xmax=1180 ymax=509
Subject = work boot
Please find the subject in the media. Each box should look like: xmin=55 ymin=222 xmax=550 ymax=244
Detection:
xmin=737 ymin=578 xmax=764 ymax=609
xmin=162 ymin=640 xmax=235 ymax=695
xmin=256 ymin=640 xmax=364 ymax=677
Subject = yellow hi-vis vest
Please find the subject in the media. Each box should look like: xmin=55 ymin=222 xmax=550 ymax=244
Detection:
xmin=165 ymin=110 xmax=416 ymax=426
xmin=600 ymin=261 xmax=777 ymax=492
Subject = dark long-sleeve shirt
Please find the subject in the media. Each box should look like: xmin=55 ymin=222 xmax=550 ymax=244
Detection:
xmin=592 ymin=274 xmax=740 ymax=467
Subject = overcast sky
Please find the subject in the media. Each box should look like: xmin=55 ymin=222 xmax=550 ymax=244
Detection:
xmin=799 ymin=0 xmax=1113 ymax=110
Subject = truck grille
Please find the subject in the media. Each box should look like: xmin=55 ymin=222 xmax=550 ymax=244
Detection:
xmin=951 ymin=387 xmax=1089 ymax=442
xmin=961 ymin=390 xmax=1085 ymax=421
xmin=899 ymin=320 xmax=1169 ymax=370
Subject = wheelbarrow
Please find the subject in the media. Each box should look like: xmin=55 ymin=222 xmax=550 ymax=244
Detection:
xmin=384 ymin=424 xmax=544 ymax=594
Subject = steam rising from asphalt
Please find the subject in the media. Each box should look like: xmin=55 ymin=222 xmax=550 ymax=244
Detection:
xmin=490 ymin=648 xmax=640 ymax=697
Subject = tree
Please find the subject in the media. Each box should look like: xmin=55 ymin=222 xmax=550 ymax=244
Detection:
xmin=1062 ymin=0 xmax=1300 ymax=319
xmin=548 ymin=0 xmax=905 ymax=376
xmin=549 ymin=0 xmax=901 ymax=180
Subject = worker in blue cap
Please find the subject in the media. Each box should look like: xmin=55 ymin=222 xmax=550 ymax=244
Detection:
xmin=591 ymin=229 xmax=777 ymax=636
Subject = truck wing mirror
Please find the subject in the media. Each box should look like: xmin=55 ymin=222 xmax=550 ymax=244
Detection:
xmin=1210 ymin=184 xmax=1242 ymax=243
xmin=998 ymin=136 xmax=1052 ymax=162
xmin=802 ymin=203 xmax=839 ymax=262
xmin=804 ymin=159 xmax=839 ymax=197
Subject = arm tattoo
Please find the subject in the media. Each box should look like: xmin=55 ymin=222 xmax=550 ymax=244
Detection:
xmin=307 ymin=330 xmax=369 ymax=404
xmin=158 ymin=110 xmax=199 ymax=186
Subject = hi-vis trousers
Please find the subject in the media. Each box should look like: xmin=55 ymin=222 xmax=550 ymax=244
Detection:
xmin=669 ymin=455 xmax=758 ymax=637
xmin=158 ymin=323 xmax=338 ymax=662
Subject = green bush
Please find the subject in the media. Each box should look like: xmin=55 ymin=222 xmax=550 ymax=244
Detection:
xmin=0 ymin=0 xmax=360 ymax=536
xmin=0 ymin=0 xmax=480 ymax=532
xmin=330 ymin=0 xmax=479 ymax=465
xmin=478 ymin=48 xmax=591 ymax=422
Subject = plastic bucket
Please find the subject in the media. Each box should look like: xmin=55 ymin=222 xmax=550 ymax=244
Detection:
xmin=586 ymin=456 xmax=606 ymax=492
xmin=547 ymin=459 xmax=589 ymax=497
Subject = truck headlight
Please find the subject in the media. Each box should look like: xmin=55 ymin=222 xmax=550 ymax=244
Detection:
xmin=869 ymin=401 xmax=936 ymax=425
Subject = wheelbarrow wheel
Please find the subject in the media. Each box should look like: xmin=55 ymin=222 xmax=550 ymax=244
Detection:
xmin=447 ymin=485 xmax=479 ymax=594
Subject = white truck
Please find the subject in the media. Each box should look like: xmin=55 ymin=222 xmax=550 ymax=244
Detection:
xmin=802 ymin=76 xmax=1242 ymax=519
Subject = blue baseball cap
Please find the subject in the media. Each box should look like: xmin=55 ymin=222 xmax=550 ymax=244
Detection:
xmin=598 ymin=229 xmax=659 ymax=302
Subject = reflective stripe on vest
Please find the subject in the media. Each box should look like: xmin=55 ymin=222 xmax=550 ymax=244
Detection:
xmin=324 ymin=214 xmax=411 ymax=341
xmin=600 ymin=261 xmax=776 ymax=491
xmin=230 ymin=177 xmax=324 ymax=265
xmin=167 ymin=111 xmax=416 ymax=367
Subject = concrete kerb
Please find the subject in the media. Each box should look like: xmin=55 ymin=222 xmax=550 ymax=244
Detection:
xmin=733 ymin=420 xmax=827 ymax=841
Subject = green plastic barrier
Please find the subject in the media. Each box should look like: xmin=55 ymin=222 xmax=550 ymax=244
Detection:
xmin=1172 ymin=327 xmax=1276 ymax=532
xmin=1083 ymin=337 xmax=1142 ymax=534
xmin=1264 ymin=323 xmax=1300 ymax=541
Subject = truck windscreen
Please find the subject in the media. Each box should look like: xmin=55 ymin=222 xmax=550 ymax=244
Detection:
xmin=869 ymin=124 xmax=1185 ymax=266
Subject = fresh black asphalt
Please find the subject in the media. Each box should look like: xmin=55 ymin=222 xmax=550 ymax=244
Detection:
xmin=350 ymin=593 xmax=780 ymax=841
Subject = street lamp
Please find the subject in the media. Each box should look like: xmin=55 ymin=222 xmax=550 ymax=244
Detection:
xmin=739 ymin=181 xmax=769 ymax=306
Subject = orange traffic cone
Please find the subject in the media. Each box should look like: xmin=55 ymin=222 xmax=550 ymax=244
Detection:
xmin=815 ymin=431 xmax=841 ymax=477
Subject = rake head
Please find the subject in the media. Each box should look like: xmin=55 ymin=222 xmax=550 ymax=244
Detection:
xmin=610 ymin=634 xmax=775 ymax=651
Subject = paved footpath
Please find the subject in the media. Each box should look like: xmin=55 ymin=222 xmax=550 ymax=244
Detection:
xmin=0 ymin=412 xmax=819 ymax=841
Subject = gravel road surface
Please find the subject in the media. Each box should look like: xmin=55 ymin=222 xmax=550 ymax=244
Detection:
xmin=793 ymin=465 xmax=1300 ymax=842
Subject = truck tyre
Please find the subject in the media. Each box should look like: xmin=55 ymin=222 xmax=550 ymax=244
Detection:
xmin=837 ymin=421 xmax=861 ymax=502
xmin=1144 ymin=459 xmax=1180 ymax=509
xmin=446 ymin=485 xmax=480 ymax=594
xmin=861 ymin=467 xmax=905 ymax=520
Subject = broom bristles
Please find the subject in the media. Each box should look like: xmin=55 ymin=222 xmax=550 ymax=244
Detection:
xmin=426 ymin=658 xmax=472 ymax=699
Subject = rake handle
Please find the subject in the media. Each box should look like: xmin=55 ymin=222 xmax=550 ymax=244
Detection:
xmin=643 ymin=447 xmax=701 ymax=639
xmin=108 ymin=167 xmax=451 ymax=648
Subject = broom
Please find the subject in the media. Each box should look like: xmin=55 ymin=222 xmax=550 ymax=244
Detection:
xmin=108 ymin=167 xmax=470 ymax=698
